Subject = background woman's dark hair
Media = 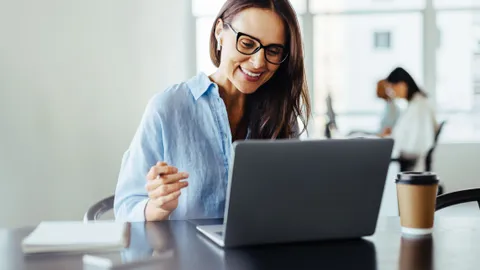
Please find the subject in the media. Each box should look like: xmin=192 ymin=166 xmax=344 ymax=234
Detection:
xmin=386 ymin=67 xmax=426 ymax=101
xmin=209 ymin=0 xmax=311 ymax=139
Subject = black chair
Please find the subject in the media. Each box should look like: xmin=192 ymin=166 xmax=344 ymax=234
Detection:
xmin=392 ymin=121 xmax=446 ymax=170
xmin=324 ymin=92 xmax=337 ymax=139
xmin=390 ymin=156 xmax=417 ymax=172
xmin=425 ymin=121 xmax=446 ymax=172
xmin=435 ymin=188 xmax=480 ymax=211
xmin=426 ymin=121 xmax=446 ymax=194
xmin=83 ymin=195 xmax=115 ymax=222
xmin=390 ymin=121 xmax=446 ymax=195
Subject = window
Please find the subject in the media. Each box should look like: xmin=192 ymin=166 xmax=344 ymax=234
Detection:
xmin=313 ymin=13 xmax=423 ymax=114
xmin=196 ymin=17 xmax=217 ymax=75
xmin=310 ymin=0 xmax=425 ymax=12
xmin=192 ymin=0 xmax=225 ymax=16
xmin=435 ymin=0 xmax=480 ymax=9
xmin=374 ymin=31 xmax=392 ymax=49
xmin=436 ymin=11 xmax=478 ymax=111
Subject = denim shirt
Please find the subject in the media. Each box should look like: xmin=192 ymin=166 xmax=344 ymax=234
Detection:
xmin=114 ymin=72 xmax=299 ymax=221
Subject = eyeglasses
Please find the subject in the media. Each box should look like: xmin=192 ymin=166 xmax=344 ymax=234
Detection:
xmin=225 ymin=23 xmax=288 ymax=65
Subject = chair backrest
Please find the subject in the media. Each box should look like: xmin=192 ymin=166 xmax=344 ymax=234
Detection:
xmin=83 ymin=195 xmax=115 ymax=222
xmin=434 ymin=121 xmax=446 ymax=143
xmin=435 ymin=188 xmax=480 ymax=211
xmin=425 ymin=121 xmax=446 ymax=171
xmin=324 ymin=92 xmax=337 ymax=139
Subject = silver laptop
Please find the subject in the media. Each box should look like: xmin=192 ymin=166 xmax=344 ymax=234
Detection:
xmin=196 ymin=138 xmax=394 ymax=247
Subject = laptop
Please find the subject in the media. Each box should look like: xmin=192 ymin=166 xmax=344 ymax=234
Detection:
xmin=196 ymin=138 xmax=394 ymax=248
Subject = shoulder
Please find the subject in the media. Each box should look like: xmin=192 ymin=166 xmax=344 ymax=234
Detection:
xmin=145 ymin=72 xmax=214 ymax=117
xmin=146 ymin=82 xmax=191 ymax=115
xmin=409 ymin=93 xmax=434 ymax=113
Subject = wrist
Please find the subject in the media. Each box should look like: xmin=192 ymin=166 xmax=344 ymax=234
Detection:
xmin=145 ymin=200 xmax=171 ymax=221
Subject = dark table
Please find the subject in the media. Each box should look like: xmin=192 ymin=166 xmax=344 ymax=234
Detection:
xmin=1 ymin=217 xmax=479 ymax=270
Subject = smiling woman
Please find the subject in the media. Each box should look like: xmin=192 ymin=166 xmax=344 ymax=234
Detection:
xmin=210 ymin=1 xmax=309 ymax=138
xmin=113 ymin=0 xmax=311 ymax=222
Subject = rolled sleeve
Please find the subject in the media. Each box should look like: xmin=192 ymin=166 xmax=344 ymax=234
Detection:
xmin=127 ymin=198 xmax=150 ymax=222
xmin=114 ymin=94 xmax=165 ymax=222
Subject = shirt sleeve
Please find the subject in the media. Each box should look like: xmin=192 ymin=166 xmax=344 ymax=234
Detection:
xmin=380 ymin=101 xmax=401 ymax=132
xmin=114 ymin=95 xmax=165 ymax=222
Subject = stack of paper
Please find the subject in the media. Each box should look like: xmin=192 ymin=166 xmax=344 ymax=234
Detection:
xmin=22 ymin=221 xmax=129 ymax=254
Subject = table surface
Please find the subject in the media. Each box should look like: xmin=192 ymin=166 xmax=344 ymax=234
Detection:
xmin=1 ymin=217 xmax=479 ymax=270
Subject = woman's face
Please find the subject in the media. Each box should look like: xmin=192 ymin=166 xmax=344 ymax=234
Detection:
xmin=388 ymin=81 xmax=408 ymax=99
xmin=215 ymin=8 xmax=286 ymax=94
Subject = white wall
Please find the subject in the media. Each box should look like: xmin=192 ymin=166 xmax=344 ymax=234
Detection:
xmin=0 ymin=0 xmax=194 ymax=228
xmin=434 ymin=142 xmax=480 ymax=192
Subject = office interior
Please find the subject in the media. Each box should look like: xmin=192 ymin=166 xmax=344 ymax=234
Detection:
xmin=1 ymin=0 xmax=480 ymax=229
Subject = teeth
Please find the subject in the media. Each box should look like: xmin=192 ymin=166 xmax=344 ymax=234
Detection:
xmin=241 ymin=67 xmax=261 ymax=77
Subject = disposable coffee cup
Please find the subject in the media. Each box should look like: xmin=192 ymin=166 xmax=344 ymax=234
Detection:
xmin=396 ymin=172 xmax=439 ymax=236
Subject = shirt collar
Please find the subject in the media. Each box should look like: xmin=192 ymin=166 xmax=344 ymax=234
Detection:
xmin=187 ymin=72 xmax=218 ymax=100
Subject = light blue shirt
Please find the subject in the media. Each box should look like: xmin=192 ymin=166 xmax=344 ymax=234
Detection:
xmin=379 ymin=100 xmax=401 ymax=133
xmin=114 ymin=72 xmax=300 ymax=221
xmin=114 ymin=72 xmax=241 ymax=221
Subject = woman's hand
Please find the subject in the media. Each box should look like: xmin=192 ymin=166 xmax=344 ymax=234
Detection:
xmin=379 ymin=127 xmax=392 ymax=137
xmin=144 ymin=162 xmax=189 ymax=221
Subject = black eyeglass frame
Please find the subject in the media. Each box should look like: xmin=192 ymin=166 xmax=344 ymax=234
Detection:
xmin=224 ymin=23 xmax=289 ymax=65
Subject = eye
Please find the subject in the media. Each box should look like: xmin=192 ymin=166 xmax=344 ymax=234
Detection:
xmin=267 ymin=47 xmax=283 ymax=56
xmin=241 ymin=41 xmax=255 ymax=49
xmin=267 ymin=50 xmax=280 ymax=56
xmin=238 ymin=36 xmax=258 ymax=51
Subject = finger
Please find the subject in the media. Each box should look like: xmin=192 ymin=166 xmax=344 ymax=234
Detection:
xmin=156 ymin=161 xmax=167 ymax=166
xmin=149 ymin=181 xmax=189 ymax=199
xmin=145 ymin=172 xmax=188 ymax=192
xmin=154 ymin=190 xmax=181 ymax=207
xmin=146 ymin=165 xmax=178 ymax=180
xmin=159 ymin=172 xmax=189 ymax=185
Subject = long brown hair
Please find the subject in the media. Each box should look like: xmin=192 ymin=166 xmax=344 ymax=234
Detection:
xmin=209 ymin=0 xmax=311 ymax=139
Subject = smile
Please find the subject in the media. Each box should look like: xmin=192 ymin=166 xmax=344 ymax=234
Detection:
xmin=239 ymin=66 xmax=264 ymax=82
xmin=240 ymin=67 xmax=262 ymax=77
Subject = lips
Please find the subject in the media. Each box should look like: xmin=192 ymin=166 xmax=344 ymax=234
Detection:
xmin=239 ymin=66 xmax=264 ymax=82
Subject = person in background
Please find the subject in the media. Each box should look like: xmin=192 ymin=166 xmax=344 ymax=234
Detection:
xmin=346 ymin=80 xmax=400 ymax=138
xmin=384 ymin=67 xmax=438 ymax=171
xmin=114 ymin=0 xmax=311 ymax=222
xmin=377 ymin=79 xmax=401 ymax=137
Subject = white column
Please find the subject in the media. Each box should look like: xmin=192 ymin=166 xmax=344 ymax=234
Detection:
xmin=185 ymin=0 xmax=197 ymax=78
xmin=423 ymin=0 xmax=438 ymax=107
xmin=303 ymin=0 xmax=316 ymax=136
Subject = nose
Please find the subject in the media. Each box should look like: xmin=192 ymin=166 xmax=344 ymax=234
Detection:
xmin=249 ymin=48 xmax=267 ymax=70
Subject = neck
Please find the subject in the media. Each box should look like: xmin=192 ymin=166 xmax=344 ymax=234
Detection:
xmin=209 ymin=70 xmax=247 ymax=140
xmin=209 ymin=71 xmax=246 ymax=115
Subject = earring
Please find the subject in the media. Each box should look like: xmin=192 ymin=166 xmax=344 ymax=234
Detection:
xmin=217 ymin=42 xmax=221 ymax=51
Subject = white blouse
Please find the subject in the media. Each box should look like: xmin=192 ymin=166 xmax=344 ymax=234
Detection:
xmin=391 ymin=93 xmax=437 ymax=171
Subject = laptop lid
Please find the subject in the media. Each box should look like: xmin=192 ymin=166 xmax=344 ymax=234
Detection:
xmin=222 ymin=138 xmax=393 ymax=247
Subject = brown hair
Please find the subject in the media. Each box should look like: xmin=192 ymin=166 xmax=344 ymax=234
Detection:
xmin=209 ymin=0 xmax=311 ymax=139
xmin=376 ymin=79 xmax=389 ymax=100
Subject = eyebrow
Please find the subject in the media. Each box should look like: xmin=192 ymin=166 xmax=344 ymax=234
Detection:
xmin=229 ymin=24 xmax=285 ymax=48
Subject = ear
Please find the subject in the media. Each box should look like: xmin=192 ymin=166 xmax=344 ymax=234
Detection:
xmin=214 ymin=19 xmax=224 ymax=46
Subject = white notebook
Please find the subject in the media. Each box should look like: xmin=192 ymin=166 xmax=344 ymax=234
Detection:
xmin=22 ymin=221 xmax=130 ymax=254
